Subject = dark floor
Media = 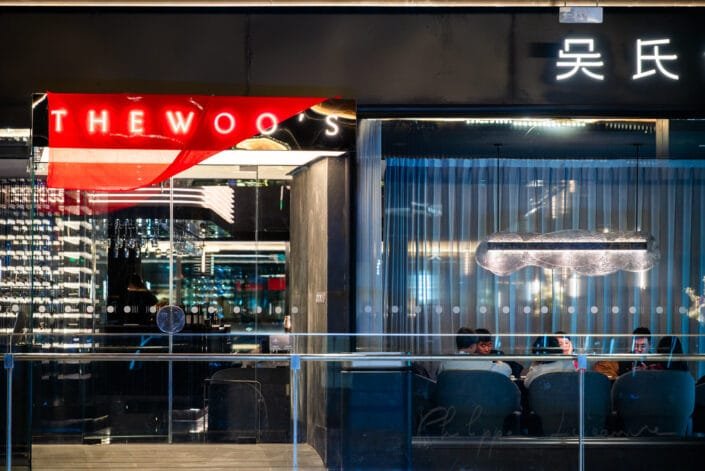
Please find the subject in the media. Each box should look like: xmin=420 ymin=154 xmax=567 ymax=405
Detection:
xmin=31 ymin=444 xmax=326 ymax=470
xmin=412 ymin=436 xmax=705 ymax=471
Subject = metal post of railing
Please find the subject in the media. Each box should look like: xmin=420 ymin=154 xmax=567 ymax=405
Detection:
xmin=577 ymin=354 xmax=587 ymax=471
xmin=4 ymin=354 xmax=13 ymax=471
xmin=290 ymin=354 xmax=300 ymax=470
xmin=168 ymin=334 xmax=173 ymax=444
xmin=168 ymin=177 xmax=174 ymax=445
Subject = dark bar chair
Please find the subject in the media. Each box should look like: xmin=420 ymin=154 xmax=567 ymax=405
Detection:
xmin=612 ymin=370 xmax=695 ymax=436
xmin=431 ymin=370 xmax=521 ymax=437
xmin=528 ymin=371 xmax=611 ymax=436
xmin=692 ymin=382 xmax=705 ymax=434
xmin=206 ymin=368 xmax=265 ymax=443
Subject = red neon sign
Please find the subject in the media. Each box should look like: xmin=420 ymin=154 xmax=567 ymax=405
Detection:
xmin=46 ymin=93 xmax=326 ymax=190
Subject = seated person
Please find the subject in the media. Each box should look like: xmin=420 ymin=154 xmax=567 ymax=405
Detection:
xmin=440 ymin=327 xmax=512 ymax=377
xmin=555 ymin=331 xmax=578 ymax=370
xmin=593 ymin=358 xmax=620 ymax=379
xmin=555 ymin=331 xmax=574 ymax=355
xmin=121 ymin=273 xmax=158 ymax=324
xmin=523 ymin=335 xmax=576 ymax=388
xmin=474 ymin=328 xmax=494 ymax=356
xmin=455 ymin=327 xmax=478 ymax=355
xmin=594 ymin=326 xmax=656 ymax=378
xmin=653 ymin=335 xmax=689 ymax=371
xmin=475 ymin=327 xmax=523 ymax=378
xmin=618 ymin=326 xmax=661 ymax=374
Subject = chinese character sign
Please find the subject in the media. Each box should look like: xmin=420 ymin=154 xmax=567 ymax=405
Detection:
xmin=555 ymin=36 xmax=682 ymax=82
xmin=633 ymin=38 xmax=679 ymax=80
xmin=556 ymin=38 xmax=605 ymax=81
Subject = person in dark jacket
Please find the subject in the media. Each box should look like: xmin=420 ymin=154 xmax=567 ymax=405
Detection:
xmin=475 ymin=327 xmax=524 ymax=378
xmin=617 ymin=327 xmax=658 ymax=375
xmin=654 ymin=335 xmax=689 ymax=371
xmin=122 ymin=273 xmax=158 ymax=323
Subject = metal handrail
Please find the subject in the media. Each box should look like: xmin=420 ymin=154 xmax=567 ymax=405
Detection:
xmin=6 ymin=352 xmax=705 ymax=362
xmin=9 ymin=332 xmax=705 ymax=337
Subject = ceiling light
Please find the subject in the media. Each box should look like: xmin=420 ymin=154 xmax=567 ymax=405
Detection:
xmin=475 ymin=230 xmax=659 ymax=276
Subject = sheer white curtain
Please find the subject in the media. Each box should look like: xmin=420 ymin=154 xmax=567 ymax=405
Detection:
xmin=355 ymin=119 xmax=384 ymax=351
xmin=375 ymin=156 xmax=705 ymax=375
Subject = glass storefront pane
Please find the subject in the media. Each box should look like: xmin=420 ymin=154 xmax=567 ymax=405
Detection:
xmin=351 ymin=117 xmax=705 ymax=468
xmin=16 ymin=152 xmax=297 ymax=448
xmin=373 ymin=119 xmax=705 ymax=365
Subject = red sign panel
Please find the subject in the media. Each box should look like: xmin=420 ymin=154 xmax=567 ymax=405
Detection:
xmin=45 ymin=93 xmax=326 ymax=190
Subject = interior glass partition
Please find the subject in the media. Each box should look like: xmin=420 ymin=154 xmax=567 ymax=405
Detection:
xmin=16 ymin=159 xmax=299 ymax=445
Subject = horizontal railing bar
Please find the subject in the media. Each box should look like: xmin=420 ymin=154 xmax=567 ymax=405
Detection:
xmin=7 ymin=332 xmax=705 ymax=337
xmin=412 ymin=437 xmax=705 ymax=446
xmin=1 ymin=1 xmax=705 ymax=8
xmin=6 ymin=352 xmax=705 ymax=362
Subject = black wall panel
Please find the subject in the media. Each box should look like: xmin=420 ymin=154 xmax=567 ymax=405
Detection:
xmin=1 ymin=8 xmax=705 ymax=127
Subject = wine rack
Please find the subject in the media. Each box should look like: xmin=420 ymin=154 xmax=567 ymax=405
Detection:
xmin=0 ymin=177 xmax=107 ymax=434
xmin=0 ymin=179 xmax=101 ymax=348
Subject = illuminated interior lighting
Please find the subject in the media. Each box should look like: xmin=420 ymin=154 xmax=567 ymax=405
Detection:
xmin=486 ymin=240 xmax=649 ymax=251
xmin=412 ymin=117 xmax=658 ymax=131
xmin=476 ymin=230 xmax=659 ymax=276
xmin=88 ymin=186 xmax=234 ymax=223
xmin=33 ymin=147 xmax=345 ymax=181
xmin=197 ymin=149 xmax=345 ymax=166
xmin=141 ymin=240 xmax=286 ymax=255
xmin=0 ymin=128 xmax=30 ymax=140
xmin=511 ymin=119 xmax=587 ymax=128
xmin=569 ymin=274 xmax=580 ymax=298
xmin=40 ymin=343 xmax=96 ymax=350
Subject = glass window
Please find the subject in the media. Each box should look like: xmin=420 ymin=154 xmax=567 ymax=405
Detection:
xmin=358 ymin=118 xmax=705 ymax=382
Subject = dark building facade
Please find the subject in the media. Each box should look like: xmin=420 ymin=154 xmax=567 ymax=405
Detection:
xmin=1 ymin=6 xmax=704 ymax=470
